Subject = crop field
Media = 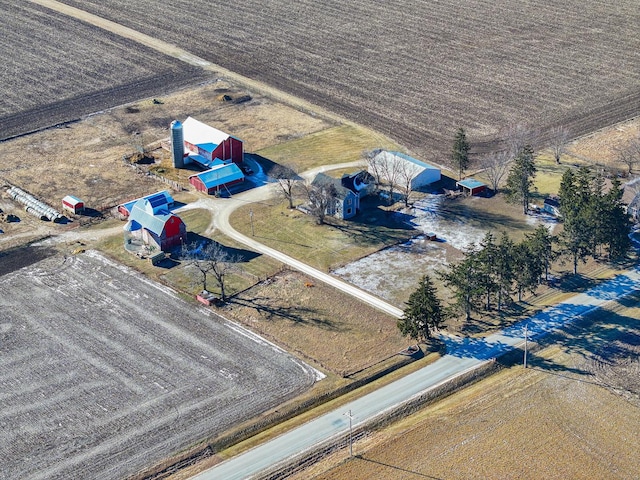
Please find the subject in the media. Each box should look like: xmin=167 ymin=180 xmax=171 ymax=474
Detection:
xmin=290 ymin=293 xmax=640 ymax=480
xmin=0 ymin=1 xmax=208 ymax=140
xmin=31 ymin=0 xmax=640 ymax=160
xmin=0 ymin=250 xmax=316 ymax=480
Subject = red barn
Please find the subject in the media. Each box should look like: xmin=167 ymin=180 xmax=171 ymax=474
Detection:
xmin=62 ymin=195 xmax=84 ymax=214
xmin=189 ymin=163 xmax=244 ymax=195
xmin=182 ymin=117 xmax=243 ymax=166
xmin=123 ymin=197 xmax=186 ymax=252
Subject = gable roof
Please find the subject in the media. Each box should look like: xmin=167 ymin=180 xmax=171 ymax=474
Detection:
xmin=126 ymin=198 xmax=180 ymax=236
xmin=119 ymin=190 xmax=174 ymax=215
xmin=182 ymin=117 xmax=240 ymax=153
xmin=62 ymin=195 xmax=83 ymax=206
xmin=374 ymin=151 xmax=440 ymax=175
xmin=189 ymin=163 xmax=244 ymax=189
xmin=341 ymin=170 xmax=375 ymax=193
xmin=312 ymin=173 xmax=354 ymax=200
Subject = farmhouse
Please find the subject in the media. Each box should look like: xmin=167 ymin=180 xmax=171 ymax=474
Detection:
xmin=341 ymin=170 xmax=375 ymax=197
xmin=627 ymin=193 xmax=640 ymax=222
xmin=311 ymin=173 xmax=359 ymax=220
xmin=370 ymin=151 xmax=441 ymax=189
xmin=181 ymin=116 xmax=243 ymax=167
xmin=457 ymin=178 xmax=487 ymax=196
xmin=61 ymin=195 xmax=84 ymax=214
xmin=189 ymin=163 xmax=245 ymax=195
xmin=123 ymin=196 xmax=186 ymax=252
xmin=118 ymin=191 xmax=174 ymax=218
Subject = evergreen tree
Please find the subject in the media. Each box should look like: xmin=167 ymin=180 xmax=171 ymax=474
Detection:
xmin=477 ymin=232 xmax=499 ymax=311
xmin=494 ymin=232 xmax=515 ymax=311
xmin=439 ymin=248 xmax=483 ymax=321
xmin=602 ymin=177 xmax=632 ymax=259
xmin=512 ymin=240 xmax=542 ymax=301
xmin=558 ymin=167 xmax=594 ymax=273
xmin=505 ymin=145 xmax=537 ymax=214
xmin=526 ymin=224 xmax=555 ymax=282
xmin=451 ymin=127 xmax=471 ymax=180
xmin=398 ymin=275 xmax=444 ymax=342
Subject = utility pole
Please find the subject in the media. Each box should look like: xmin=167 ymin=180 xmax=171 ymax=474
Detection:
xmin=344 ymin=409 xmax=354 ymax=457
xmin=524 ymin=323 xmax=528 ymax=369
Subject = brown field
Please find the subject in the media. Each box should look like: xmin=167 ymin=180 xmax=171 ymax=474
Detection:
xmin=30 ymin=0 xmax=640 ymax=160
xmin=0 ymin=1 xmax=209 ymax=140
xmin=290 ymin=293 xmax=640 ymax=480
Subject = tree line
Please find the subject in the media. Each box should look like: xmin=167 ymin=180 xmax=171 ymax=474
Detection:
xmin=398 ymin=128 xmax=634 ymax=344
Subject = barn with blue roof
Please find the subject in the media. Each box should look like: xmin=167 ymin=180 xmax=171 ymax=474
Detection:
xmin=123 ymin=196 xmax=186 ymax=252
xmin=189 ymin=163 xmax=244 ymax=195
xmin=182 ymin=116 xmax=243 ymax=166
xmin=117 ymin=191 xmax=174 ymax=218
xmin=456 ymin=178 xmax=487 ymax=196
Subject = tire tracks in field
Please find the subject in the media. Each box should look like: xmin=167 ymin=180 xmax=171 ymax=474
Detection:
xmin=28 ymin=0 xmax=379 ymax=136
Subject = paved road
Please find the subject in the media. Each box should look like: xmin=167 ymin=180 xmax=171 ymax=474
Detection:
xmin=193 ymin=266 xmax=640 ymax=480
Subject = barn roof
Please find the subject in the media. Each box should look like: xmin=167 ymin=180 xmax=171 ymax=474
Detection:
xmin=189 ymin=163 xmax=244 ymax=189
xmin=126 ymin=198 xmax=180 ymax=236
xmin=375 ymin=151 xmax=440 ymax=173
xmin=119 ymin=191 xmax=173 ymax=215
xmin=182 ymin=117 xmax=242 ymax=151
xmin=457 ymin=178 xmax=486 ymax=190
xmin=62 ymin=195 xmax=83 ymax=206
xmin=188 ymin=154 xmax=225 ymax=170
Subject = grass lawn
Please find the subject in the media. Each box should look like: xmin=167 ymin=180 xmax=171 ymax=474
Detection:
xmin=256 ymin=124 xmax=400 ymax=172
xmin=230 ymin=196 xmax=417 ymax=272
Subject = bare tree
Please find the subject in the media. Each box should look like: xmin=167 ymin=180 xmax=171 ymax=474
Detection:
xmin=397 ymin=160 xmax=423 ymax=207
xmin=616 ymin=136 xmax=640 ymax=176
xmin=363 ymin=148 xmax=384 ymax=191
xmin=479 ymin=150 xmax=511 ymax=192
xmin=181 ymin=241 xmax=239 ymax=302
xmin=302 ymin=179 xmax=337 ymax=225
xmin=271 ymin=163 xmax=300 ymax=209
xmin=503 ymin=123 xmax=539 ymax=158
xmin=549 ymin=125 xmax=570 ymax=164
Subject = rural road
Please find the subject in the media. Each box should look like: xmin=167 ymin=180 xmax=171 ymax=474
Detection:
xmin=194 ymin=265 xmax=640 ymax=480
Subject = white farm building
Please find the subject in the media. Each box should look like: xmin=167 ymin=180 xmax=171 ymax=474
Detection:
xmin=370 ymin=151 xmax=441 ymax=189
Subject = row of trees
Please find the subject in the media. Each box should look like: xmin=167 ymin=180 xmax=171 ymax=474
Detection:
xmin=558 ymin=167 xmax=631 ymax=273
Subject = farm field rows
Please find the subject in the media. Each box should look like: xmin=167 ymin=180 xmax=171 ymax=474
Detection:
xmin=0 ymin=251 xmax=316 ymax=480
xmin=34 ymin=0 xmax=640 ymax=159
xmin=290 ymin=294 xmax=640 ymax=480
xmin=0 ymin=0 xmax=208 ymax=140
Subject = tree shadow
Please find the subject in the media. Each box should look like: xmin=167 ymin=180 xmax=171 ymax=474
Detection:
xmin=228 ymin=295 xmax=340 ymax=330
xmin=355 ymin=455 xmax=444 ymax=480
xmin=182 ymin=233 xmax=262 ymax=263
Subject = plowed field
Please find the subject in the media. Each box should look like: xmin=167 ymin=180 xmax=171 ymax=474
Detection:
xmin=44 ymin=0 xmax=640 ymax=158
xmin=0 ymin=251 xmax=316 ymax=480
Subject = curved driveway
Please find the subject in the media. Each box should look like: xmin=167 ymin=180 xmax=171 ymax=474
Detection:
xmin=180 ymin=162 xmax=404 ymax=318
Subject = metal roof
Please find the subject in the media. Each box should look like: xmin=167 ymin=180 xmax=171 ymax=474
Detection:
xmin=376 ymin=151 xmax=440 ymax=171
xmin=457 ymin=178 xmax=486 ymax=189
xmin=190 ymin=163 xmax=244 ymax=189
xmin=120 ymin=190 xmax=173 ymax=215
xmin=128 ymin=198 xmax=176 ymax=236
xmin=182 ymin=117 xmax=234 ymax=148
xmin=62 ymin=195 xmax=83 ymax=205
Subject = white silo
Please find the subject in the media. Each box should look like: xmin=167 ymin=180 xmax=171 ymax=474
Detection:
xmin=170 ymin=120 xmax=185 ymax=169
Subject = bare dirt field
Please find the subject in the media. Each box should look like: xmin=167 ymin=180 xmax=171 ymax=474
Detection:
xmin=0 ymin=79 xmax=330 ymax=251
xmin=0 ymin=250 xmax=316 ymax=480
xmin=28 ymin=0 xmax=640 ymax=160
xmin=290 ymin=293 xmax=640 ymax=480
xmin=0 ymin=1 xmax=209 ymax=141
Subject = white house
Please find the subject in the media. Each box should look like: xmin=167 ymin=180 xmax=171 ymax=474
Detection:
xmin=370 ymin=151 xmax=441 ymax=189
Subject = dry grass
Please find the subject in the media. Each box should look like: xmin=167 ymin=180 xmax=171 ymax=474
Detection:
xmin=292 ymin=295 xmax=640 ymax=480
xmin=220 ymin=268 xmax=409 ymax=376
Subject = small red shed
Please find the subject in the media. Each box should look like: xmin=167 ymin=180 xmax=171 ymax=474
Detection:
xmin=62 ymin=195 xmax=85 ymax=214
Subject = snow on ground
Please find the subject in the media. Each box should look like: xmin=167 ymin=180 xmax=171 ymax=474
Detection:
xmin=334 ymin=194 xmax=559 ymax=306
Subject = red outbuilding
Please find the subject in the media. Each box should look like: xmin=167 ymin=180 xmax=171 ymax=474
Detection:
xmin=62 ymin=195 xmax=85 ymax=214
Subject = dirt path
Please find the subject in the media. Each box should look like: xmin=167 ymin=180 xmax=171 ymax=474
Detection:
xmin=29 ymin=0 xmax=356 ymax=130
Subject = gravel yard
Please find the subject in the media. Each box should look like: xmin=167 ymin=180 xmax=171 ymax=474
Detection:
xmin=0 ymin=250 xmax=316 ymax=480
